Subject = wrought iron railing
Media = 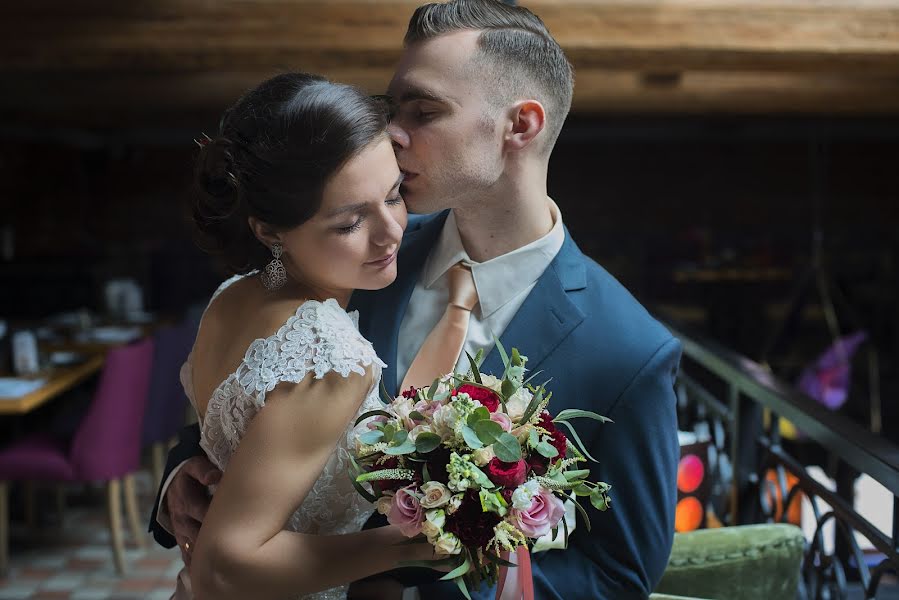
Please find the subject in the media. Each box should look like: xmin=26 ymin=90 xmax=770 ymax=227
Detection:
xmin=665 ymin=321 xmax=899 ymax=599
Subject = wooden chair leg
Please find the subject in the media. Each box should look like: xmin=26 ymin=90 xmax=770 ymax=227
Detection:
xmin=123 ymin=474 xmax=146 ymax=550
xmin=106 ymin=479 xmax=126 ymax=575
xmin=0 ymin=482 xmax=9 ymax=576
xmin=151 ymin=442 xmax=165 ymax=488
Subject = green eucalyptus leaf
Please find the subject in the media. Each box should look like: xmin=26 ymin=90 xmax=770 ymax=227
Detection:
xmin=461 ymin=425 xmax=484 ymax=450
xmin=473 ymin=419 xmax=503 ymax=445
xmin=358 ymin=430 xmax=384 ymax=445
xmin=528 ymin=427 xmax=539 ymax=448
xmin=493 ymin=432 xmax=521 ymax=462
xmin=467 ymin=407 xmax=490 ymax=427
xmin=409 ymin=410 xmax=425 ymax=421
xmin=536 ymin=441 xmax=559 ymax=458
xmin=384 ymin=439 xmax=417 ymax=455
xmin=590 ymin=487 xmax=611 ymax=511
xmin=573 ymin=483 xmax=592 ymax=497
xmin=392 ymin=430 xmax=408 ymax=445
xmin=563 ymin=469 xmax=592 ymax=481
xmin=415 ymin=432 xmax=442 ymax=454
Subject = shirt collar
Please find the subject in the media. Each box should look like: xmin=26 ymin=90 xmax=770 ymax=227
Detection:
xmin=421 ymin=199 xmax=566 ymax=318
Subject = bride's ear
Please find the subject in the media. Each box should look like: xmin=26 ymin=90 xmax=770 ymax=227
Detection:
xmin=248 ymin=217 xmax=282 ymax=250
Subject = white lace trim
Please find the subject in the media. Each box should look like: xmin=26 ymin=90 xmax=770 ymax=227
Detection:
xmin=181 ymin=276 xmax=385 ymax=600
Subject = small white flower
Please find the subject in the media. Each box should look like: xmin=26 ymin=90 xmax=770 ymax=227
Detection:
xmin=511 ymin=479 xmax=541 ymax=510
xmin=421 ymin=508 xmax=446 ymax=540
xmin=446 ymin=494 xmax=463 ymax=515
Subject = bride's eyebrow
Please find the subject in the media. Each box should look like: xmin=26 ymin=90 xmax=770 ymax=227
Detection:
xmin=325 ymin=173 xmax=405 ymax=218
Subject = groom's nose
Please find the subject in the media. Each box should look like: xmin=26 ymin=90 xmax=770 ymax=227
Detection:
xmin=388 ymin=122 xmax=410 ymax=150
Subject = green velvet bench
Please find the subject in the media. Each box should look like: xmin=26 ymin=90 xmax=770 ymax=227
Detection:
xmin=649 ymin=523 xmax=805 ymax=600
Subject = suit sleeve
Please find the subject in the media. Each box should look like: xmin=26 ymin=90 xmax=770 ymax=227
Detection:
xmin=148 ymin=423 xmax=204 ymax=549
xmin=525 ymin=336 xmax=682 ymax=599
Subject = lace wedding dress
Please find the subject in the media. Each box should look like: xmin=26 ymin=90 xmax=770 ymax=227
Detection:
xmin=173 ymin=275 xmax=385 ymax=600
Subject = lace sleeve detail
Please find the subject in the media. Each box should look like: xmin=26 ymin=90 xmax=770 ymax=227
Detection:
xmin=235 ymin=298 xmax=386 ymax=407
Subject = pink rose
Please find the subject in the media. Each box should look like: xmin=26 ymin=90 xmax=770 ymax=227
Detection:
xmin=511 ymin=487 xmax=566 ymax=538
xmin=413 ymin=399 xmax=440 ymax=422
xmin=387 ymin=484 xmax=424 ymax=537
xmin=489 ymin=412 xmax=513 ymax=432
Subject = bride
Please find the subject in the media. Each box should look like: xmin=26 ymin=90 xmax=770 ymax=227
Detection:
xmin=176 ymin=72 xmax=434 ymax=599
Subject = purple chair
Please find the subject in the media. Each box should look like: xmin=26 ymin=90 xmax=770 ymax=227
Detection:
xmin=142 ymin=317 xmax=198 ymax=486
xmin=0 ymin=338 xmax=154 ymax=575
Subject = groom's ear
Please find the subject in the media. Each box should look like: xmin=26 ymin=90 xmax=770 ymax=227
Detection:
xmin=248 ymin=216 xmax=282 ymax=249
xmin=504 ymin=100 xmax=546 ymax=152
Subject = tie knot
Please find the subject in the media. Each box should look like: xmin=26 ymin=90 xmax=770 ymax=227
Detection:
xmin=447 ymin=263 xmax=478 ymax=312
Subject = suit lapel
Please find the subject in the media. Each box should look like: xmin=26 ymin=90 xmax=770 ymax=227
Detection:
xmin=480 ymin=229 xmax=587 ymax=378
xmin=350 ymin=211 xmax=449 ymax=396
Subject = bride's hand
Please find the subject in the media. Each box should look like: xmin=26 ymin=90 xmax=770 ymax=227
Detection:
xmin=385 ymin=525 xmax=455 ymax=571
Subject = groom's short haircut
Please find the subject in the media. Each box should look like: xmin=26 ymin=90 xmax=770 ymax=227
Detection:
xmin=404 ymin=0 xmax=574 ymax=155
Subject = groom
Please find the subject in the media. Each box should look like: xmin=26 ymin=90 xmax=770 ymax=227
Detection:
xmin=150 ymin=1 xmax=681 ymax=598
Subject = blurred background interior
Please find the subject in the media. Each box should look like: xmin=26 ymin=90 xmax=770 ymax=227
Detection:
xmin=0 ymin=1 xmax=897 ymax=599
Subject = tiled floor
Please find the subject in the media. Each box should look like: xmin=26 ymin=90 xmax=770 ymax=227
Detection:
xmin=0 ymin=471 xmax=180 ymax=600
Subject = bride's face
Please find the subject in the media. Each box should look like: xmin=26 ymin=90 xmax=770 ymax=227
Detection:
xmin=279 ymin=137 xmax=407 ymax=296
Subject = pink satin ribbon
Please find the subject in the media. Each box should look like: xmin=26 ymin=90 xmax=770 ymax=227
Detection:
xmin=495 ymin=546 xmax=534 ymax=600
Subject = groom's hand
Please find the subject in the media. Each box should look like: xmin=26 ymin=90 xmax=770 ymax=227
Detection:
xmin=167 ymin=455 xmax=221 ymax=567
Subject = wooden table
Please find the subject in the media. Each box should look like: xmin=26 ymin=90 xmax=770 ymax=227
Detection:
xmin=0 ymin=354 xmax=105 ymax=416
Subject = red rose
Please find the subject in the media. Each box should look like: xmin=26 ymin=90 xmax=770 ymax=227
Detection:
xmin=538 ymin=411 xmax=568 ymax=462
xmin=401 ymin=386 xmax=418 ymax=399
xmin=445 ymin=490 xmax=501 ymax=549
xmin=456 ymin=384 xmax=501 ymax=412
xmin=486 ymin=457 xmax=528 ymax=487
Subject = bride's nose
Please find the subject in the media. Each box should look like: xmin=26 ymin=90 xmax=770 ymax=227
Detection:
xmin=371 ymin=210 xmax=405 ymax=248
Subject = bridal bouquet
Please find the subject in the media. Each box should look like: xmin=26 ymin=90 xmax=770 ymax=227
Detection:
xmin=348 ymin=342 xmax=612 ymax=599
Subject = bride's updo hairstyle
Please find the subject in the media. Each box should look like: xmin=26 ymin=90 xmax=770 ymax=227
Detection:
xmin=193 ymin=72 xmax=391 ymax=272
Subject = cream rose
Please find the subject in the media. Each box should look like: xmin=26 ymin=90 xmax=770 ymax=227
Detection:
xmin=420 ymin=481 xmax=451 ymax=509
xmin=433 ymin=532 xmax=462 ymax=556
xmin=376 ymin=492 xmax=395 ymax=515
xmin=471 ymin=446 xmax=496 ymax=467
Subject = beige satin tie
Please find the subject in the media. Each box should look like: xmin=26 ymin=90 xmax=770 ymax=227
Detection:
xmin=401 ymin=262 xmax=479 ymax=391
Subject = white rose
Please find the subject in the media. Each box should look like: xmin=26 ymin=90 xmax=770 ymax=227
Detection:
xmin=471 ymin=446 xmax=495 ymax=467
xmin=420 ymin=481 xmax=451 ymax=509
xmin=376 ymin=493 xmax=394 ymax=515
xmin=390 ymin=397 xmax=416 ymax=429
xmin=479 ymin=374 xmax=503 ymax=392
xmin=506 ymin=387 xmax=533 ymax=421
xmin=433 ymin=532 xmax=462 ymax=556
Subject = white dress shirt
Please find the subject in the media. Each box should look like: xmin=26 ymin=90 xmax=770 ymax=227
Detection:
xmin=395 ymin=200 xmax=565 ymax=390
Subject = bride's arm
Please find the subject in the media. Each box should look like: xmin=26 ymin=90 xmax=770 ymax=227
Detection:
xmin=191 ymin=368 xmax=431 ymax=600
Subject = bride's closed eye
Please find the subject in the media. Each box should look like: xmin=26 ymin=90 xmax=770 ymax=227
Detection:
xmin=336 ymin=195 xmax=403 ymax=235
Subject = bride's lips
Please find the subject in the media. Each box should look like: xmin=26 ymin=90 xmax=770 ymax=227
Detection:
xmin=365 ymin=250 xmax=397 ymax=268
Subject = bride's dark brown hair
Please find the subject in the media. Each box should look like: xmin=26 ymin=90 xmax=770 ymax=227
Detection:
xmin=193 ymin=73 xmax=391 ymax=273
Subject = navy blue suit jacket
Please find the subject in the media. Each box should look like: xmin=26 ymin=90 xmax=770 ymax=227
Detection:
xmin=351 ymin=211 xmax=681 ymax=599
xmin=151 ymin=210 xmax=681 ymax=599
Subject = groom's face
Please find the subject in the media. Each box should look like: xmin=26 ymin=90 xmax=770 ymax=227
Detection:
xmin=387 ymin=30 xmax=505 ymax=214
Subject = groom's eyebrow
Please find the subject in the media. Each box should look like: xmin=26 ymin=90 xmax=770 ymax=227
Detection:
xmin=398 ymin=85 xmax=447 ymax=105
xmin=325 ymin=173 xmax=405 ymax=218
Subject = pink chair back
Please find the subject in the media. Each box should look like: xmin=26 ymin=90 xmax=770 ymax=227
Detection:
xmin=70 ymin=338 xmax=155 ymax=480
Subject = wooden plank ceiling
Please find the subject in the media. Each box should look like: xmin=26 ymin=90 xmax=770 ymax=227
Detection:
xmin=2 ymin=0 xmax=899 ymax=130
